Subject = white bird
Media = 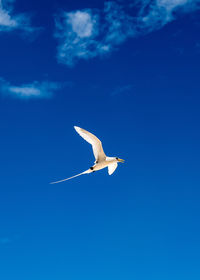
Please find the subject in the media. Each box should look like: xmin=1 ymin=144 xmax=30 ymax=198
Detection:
xmin=50 ymin=126 xmax=124 ymax=184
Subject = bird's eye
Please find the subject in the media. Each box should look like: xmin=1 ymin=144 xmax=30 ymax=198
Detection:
xmin=116 ymin=157 xmax=118 ymax=160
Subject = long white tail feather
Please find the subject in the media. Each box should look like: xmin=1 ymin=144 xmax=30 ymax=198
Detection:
xmin=50 ymin=169 xmax=92 ymax=184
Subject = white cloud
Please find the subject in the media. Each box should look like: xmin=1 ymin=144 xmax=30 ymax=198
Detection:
xmin=0 ymin=0 xmax=34 ymax=32
xmin=138 ymin=0 xmax=199 ymax=32
xmin=0 ymin=0 xmax=17 ymax=28
xmin=68 ymin=10 xmax=95 ymax=38
xmin=55 ymin=9 xmax=100 ymax=65
xmin=0 ymin=79 xmax=62 ymax=99
xmin=55 ymin=0 xmax=200 ymax=66
xmin=55 ymin=2 xmax=135 ymax=66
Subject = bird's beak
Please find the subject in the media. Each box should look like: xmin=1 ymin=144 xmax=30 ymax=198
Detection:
xmin=118 ymin=158 xmax=125 ymax=163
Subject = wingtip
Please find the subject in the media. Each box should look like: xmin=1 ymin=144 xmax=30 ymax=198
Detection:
xmin=74 ymin=126 xmax=81 ymax=132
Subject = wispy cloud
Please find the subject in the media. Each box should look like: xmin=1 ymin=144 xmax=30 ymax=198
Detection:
xmin=111 ymin=84 xmax=133 ymax=96
xmin=0 ymin=234 xmax=21 ymax=245
xmin=137 ymin=0 xmax=199 ymax=33
xmin=55 ymin=9 xmax=100 ymax=65
xmin=0 ymin=78 xmax=63 ymax=99
xmin=0 ymin=0 xmax=35 ymax=33
xmin=55 ymin=2 xmax=135 ymax=66
xmin=55 ymin=0 xmax=200 ymax=66
xmin=0 ymin=237 xmax=11 ymax=244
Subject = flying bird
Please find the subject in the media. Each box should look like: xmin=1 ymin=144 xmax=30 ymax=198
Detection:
xmin=50 ymin=126 xmax=124 ymax=184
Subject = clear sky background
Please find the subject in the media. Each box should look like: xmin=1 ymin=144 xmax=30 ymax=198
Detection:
xmin=0 ymin=0 xmax=200 ymax=279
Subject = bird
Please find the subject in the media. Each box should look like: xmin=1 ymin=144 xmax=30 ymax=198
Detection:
xmin=50 ymin=126 xmax=124 ymax=184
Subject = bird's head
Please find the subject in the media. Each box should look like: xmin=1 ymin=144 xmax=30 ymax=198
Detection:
xmin=115 ymin=157 xmax=125 ymax=163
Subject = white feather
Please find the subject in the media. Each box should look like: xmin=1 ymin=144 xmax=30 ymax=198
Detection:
xmin=74 ymin=126 xmax=106 ymax=162
xmin=50 ymin=169 xmax=91 ymax=184
xmin=108 ymin=163 xmax=118 ymax=175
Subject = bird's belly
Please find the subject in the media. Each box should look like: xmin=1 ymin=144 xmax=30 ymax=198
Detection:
xmin=92 ymin=161 xmax=113 ymax=171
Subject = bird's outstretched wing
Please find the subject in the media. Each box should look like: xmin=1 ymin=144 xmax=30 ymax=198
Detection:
xmin=74 ymin=126 xmax=106 ymax=162
xmin=108 ymin=163 xmax=118 ymax=175
xmin=50 ymin=169 xmax=91 ymax=184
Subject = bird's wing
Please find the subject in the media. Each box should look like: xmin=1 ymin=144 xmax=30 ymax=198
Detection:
xmin=50 ymin=169 xmax=92 ymax=184
xmin=74 ymin=126 xmax=106 ymax=162
xmin=108 ymin=163 xmax=118 ymax=175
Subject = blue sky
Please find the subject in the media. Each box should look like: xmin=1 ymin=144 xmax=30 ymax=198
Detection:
xmin=0 ymin=0 xmax=200 ymax=279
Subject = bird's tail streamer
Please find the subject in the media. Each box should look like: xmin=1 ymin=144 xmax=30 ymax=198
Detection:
xmin=50 ymin=169 xmax=92 ymax=184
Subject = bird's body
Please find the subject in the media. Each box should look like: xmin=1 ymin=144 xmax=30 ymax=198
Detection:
xmin=91 ymin=157 xmax=116 ymax=171
xmin=50 ymin=126 xmax=124 ymax=184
